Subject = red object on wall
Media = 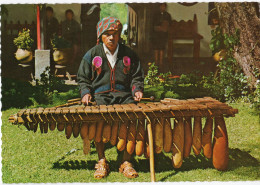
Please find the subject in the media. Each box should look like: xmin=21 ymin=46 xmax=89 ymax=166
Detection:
xmin=37 ymin=5 xmax=41 ymax=50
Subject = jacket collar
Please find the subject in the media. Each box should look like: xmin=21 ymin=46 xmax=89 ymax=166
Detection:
xmin=103 ymin=43 xmax=119 ymax=57
xmin=100 ymin=43 xmax=124 ymax=60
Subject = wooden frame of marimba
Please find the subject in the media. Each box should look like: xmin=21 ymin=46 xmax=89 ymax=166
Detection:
xmin=9 ymin=97 xmax=238 ymax=182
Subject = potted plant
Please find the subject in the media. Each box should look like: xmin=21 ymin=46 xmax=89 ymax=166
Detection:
xmin=13 ymin=29 xmax=34 ymax=64
xmin=51 ymin=35 xmax=73 ymax=65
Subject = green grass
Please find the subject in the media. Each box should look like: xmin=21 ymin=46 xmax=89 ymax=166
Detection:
xmin=2 ymin=103 xmax=260 ymax=183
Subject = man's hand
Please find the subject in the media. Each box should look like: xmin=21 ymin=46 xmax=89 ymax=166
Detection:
xmin=134 ymin=91 xmax=143 ymax=102
xmin=82 ymin=94 xmax=92 ymax=105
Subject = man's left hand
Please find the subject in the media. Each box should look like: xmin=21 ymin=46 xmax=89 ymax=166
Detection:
xmin=134 ymin=91 xmax=143 ymax=101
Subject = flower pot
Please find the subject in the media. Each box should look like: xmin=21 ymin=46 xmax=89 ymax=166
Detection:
xmin=15 ymin=48 xmax=33 ymax=64
xmin=53 ymin=48 xmax=73 ymax=65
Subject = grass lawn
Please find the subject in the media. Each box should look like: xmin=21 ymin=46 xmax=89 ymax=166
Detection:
xmin=1 ymin=102 xmax=260 ymax=183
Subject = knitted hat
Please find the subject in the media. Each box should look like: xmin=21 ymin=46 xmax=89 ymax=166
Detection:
xmin=96 ymin=17 xmax=122 ymax=43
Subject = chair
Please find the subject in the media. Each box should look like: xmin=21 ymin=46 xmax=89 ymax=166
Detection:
xmin=167 ymin=14 xmax=203 ymax=64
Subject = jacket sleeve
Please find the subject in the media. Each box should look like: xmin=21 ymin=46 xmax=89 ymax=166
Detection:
xmin=130 ymin=53 xmax=144 ymax=96
xmin=77 ymin=53 xmax=93 ymax=98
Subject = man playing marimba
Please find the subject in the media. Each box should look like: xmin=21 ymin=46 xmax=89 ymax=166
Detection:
xmin=77 ymin=17 xmax=144 ymax=179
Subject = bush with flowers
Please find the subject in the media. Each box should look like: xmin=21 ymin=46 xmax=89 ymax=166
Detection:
xmin=144 ymin=63 xmax=209 ymax=100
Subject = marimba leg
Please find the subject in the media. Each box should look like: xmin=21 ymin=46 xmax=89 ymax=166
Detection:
xmin=147 ymin=121 xmax=156 ymax=182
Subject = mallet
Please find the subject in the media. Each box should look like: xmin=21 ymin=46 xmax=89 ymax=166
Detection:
xmin=55 ymin=99 xmax=96 ymax=108
xmin=67 ymin=98 xmax=96 ymax=105
xmin=139 ymin=96 xmax=155 ymax=101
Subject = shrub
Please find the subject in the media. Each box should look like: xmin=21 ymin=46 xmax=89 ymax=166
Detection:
xmin=209 ymin=26 xmax=252 ymax=102
xmin=13 ymin=29 xmax=34 ymax=50
xmin=159 ymin=71 xmax=172 ymax=88
xmin=1 ymin=67 xmax=79 ymax=110
xmin=2 ymin=78 xmax=35 ymax=110
xmin=32 ymin=67 xmax=65 ymax=105
xmin=164 ymin=91 xmax=180 ymax=99
xmin=178 ymin=71 xmax=203 ymax=88
xmin=144 ymin=62 xmax=160 ymax=86
xmin=51 ymin=34 xmax=72 ymax=49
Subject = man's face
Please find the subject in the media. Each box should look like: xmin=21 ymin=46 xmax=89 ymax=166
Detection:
xmin=160 ymin=4 xmax=166 ymax=12
xmin=46 ymin=10 xmax=53 ymax=20
xmin=101 ymin=30 xmax=120 ymax=53
xmin=66 ymin=12 xmax=73 ymax=21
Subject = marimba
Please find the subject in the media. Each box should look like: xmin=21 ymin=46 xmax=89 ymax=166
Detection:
xmin=9 ymin=97 xmax=238 ymax=182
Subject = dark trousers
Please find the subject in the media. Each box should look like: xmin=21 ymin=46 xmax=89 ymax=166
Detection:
xmin=94 ymin=91 xmax=135 ymax=105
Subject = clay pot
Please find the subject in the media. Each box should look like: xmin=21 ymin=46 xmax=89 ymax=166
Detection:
xmin=53 ymin=48 xmax=73 ymax=65
xmin=15 ymin=48 xmax=33 ymax=63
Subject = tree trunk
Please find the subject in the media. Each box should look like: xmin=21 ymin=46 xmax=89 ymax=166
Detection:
xmin=215 ymin=2 xmax=260 ymax=88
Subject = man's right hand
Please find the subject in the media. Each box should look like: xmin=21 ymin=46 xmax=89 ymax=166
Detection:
xmin=82 ymin=94 xmax=92 ymax=105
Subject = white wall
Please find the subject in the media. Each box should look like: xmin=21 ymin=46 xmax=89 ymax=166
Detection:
xmin=2 ymin=4 xmax=81 ymax=24
xmin=2 ymin=4 xmax=37 ymax=23
xmin=167 ymin=3 xmax=212 ymax=57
